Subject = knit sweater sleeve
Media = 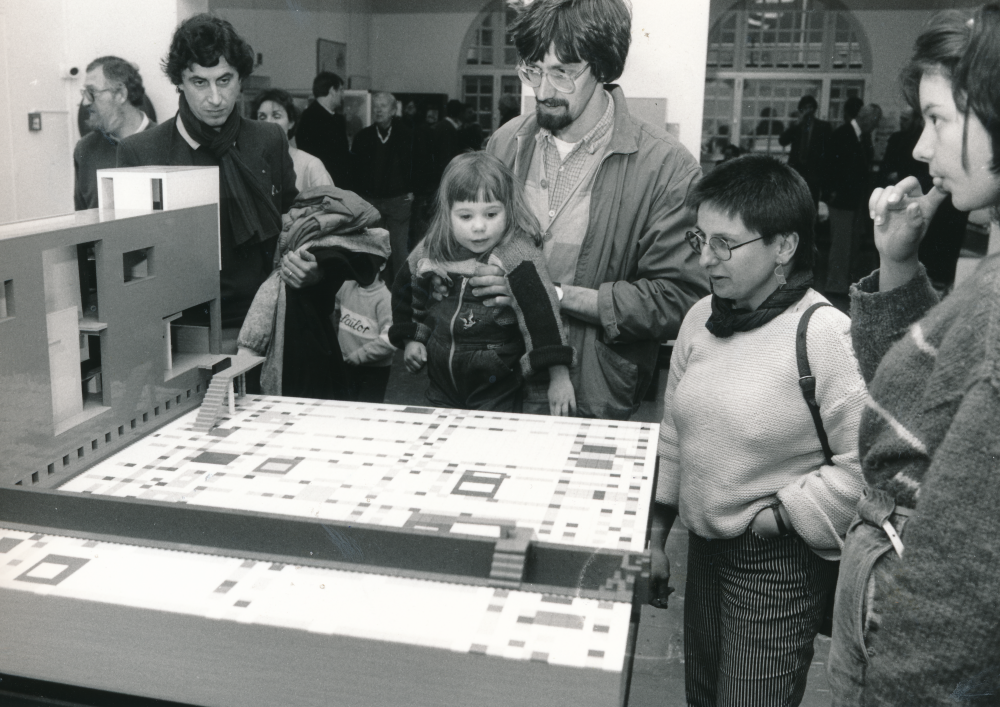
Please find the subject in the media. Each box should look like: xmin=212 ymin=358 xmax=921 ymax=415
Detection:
xmin=868 ymin=374 xmax=1000 ymax=705
xmin=860 ymin=261 xmax=1000 ymax=703
xmin=775 ymin=304 xmax=867 ymax=557
xmin=500 ymin=235 xmax=575 ymax=377
xmin=654 ymin=297 xmax=703 ymax=507
xmin=850 ymin=264 xmax=939 ymax=383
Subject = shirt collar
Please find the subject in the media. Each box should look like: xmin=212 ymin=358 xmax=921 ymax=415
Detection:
xmin=535 ymin=89 xmax=615 ymax=155
xmin=101 ymin=112 xmax=150 ymax=145
xmin=175 ymin=112 xmax=201 ymax=149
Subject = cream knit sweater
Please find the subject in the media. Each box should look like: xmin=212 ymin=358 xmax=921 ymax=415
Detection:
xmin=656 ymin=290 xmax=867 ymax=559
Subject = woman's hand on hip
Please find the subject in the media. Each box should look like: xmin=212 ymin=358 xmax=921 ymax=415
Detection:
xmin=751 ymin=502 xmax=792 ymax=539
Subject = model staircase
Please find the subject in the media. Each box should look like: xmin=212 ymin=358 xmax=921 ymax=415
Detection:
xmin=191 ymin=353 xmax=266 ymax=433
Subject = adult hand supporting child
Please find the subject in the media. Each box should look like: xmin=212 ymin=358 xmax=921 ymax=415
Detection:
xmin=468 ymin=263 xmax=513 ymax=307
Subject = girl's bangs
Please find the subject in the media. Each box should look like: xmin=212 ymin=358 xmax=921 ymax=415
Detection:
xmin=446 ymin=163 xmax=507 ymax=205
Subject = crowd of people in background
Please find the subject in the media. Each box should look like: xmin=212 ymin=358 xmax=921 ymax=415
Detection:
xmin=68 ymin=1 xmax=1000 ymax=704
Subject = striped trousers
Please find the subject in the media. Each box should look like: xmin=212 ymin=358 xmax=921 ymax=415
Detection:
xmin=684 ymin=530 xmax=837 ymax=707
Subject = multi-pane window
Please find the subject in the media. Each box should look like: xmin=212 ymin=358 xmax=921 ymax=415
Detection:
xmin=744 ymin=8 xmax=824 ymax=69
xmin=466 ymin=13 xmax=494 ymax=66
xmin=460 ymin=1 xmax=521 ymax=137
xmin=828 ymin=79 xmax=865 ymax=123
xmin=703 ymin=0 xmax=870 ymax=162
xmin=464 ymin=76 xmax=494 ymax=135
xmin=741 ymin=79 xmax=822 ymax=154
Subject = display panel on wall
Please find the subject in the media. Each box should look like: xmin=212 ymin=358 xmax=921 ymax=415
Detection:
xmin=343 ymin=90 xmax=371 ymax=146
xmin=317 ymin=39 xmax=346 ymax=77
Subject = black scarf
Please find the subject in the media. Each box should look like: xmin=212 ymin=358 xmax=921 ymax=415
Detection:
xmin=705 ymin=270 xmax=813 ymax=338
xmin=178 ymin=93 xmax=282 ymax=247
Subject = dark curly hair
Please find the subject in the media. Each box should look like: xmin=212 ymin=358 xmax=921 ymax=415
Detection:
xmin=162 ymin=14 xmax=255 ymax=86
xmin=507 ymin=0 xmax=631 ymax=84
xmin=687 ymin=154 xmax=816 ymax=275
xmin=86 ymin=56 xmax=146 ymax=108
xmin=251 ymin=88 xmax=299 ymax=139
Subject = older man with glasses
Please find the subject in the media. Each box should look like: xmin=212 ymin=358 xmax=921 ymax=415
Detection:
xmin=476 ymin=0 xmax=708 ymax=420
xmin=73 ymin=56 xmax=154 ymax=210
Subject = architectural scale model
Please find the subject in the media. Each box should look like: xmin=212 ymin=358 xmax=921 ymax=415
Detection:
xmin=0 ymin=166 xmax=224 ymax=489
xmin=0 ymin=167 xmax=660 ymax=707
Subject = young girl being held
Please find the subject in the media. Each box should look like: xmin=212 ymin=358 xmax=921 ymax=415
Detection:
xmin=389 ymin=151 xmax=575 ymax=414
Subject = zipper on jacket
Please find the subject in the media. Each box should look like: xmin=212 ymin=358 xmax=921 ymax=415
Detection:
xmin=447 ymin=278 xmax=468 ymax=393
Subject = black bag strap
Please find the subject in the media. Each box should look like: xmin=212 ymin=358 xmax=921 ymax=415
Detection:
xmin=797 ymin=303 xmax=835 ymax=466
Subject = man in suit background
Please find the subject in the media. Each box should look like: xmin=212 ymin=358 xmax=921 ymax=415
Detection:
xmin=779 ymin=94 xmax=832 ymax=207
xmin=296 ymin=72 xmax=351 ymax=190
xmin=117 ymin=13 xmax=311 ymax=358
xmin=430 ymin=99 xmax=466 ymax=191
xmin=824 ymin=101 xmax=881 ymax=294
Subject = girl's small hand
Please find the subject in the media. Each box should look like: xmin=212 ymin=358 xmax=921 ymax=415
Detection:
xmin=344 ymin=349 xmax=363 ymax=366
xmin=547 ymin=365 xmax=576 ymax=417
xmin=403 ymin=341 xmax=427 ymax=373
xmin=428 ymin=273 xmax=450 ymax=302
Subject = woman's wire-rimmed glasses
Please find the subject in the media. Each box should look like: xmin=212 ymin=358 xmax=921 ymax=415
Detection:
xmin=516 ymin=62 xmax=590 ymax=94
xmin=685 ymin=230 xmax=765 ymax=261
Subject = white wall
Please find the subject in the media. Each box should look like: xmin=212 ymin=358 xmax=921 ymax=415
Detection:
xmin=0 ymin=0 xmax=206 ymax=224
xmin=213 ymin=3 xmax=372 ymax=92
xmin=618 ymin=1 xmax=710 ymax=159
xmin=369 ymin=10 xmax=479 ymax=95
xmin=367 ymin=1 xmax=709 ymax=158
xmin=855 ymin=10 xmax=934 ymax=114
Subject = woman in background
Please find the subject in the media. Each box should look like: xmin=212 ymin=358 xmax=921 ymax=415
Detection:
xmin=252 ymin=88 xmax=333 ymax=192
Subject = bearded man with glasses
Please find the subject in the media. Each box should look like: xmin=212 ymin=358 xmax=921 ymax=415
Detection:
xmin=73 ymin=56 xmax=155 ymax=210
xmin=478 ymin=0 xmax=708 ymax=420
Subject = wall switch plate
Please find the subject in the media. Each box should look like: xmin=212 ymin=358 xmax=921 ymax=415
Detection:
xmin=28 ymin=113 xmax=42 ymax=131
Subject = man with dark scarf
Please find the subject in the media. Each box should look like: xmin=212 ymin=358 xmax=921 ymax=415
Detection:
xmin=118 ymin=14 xmax=312 ymax=356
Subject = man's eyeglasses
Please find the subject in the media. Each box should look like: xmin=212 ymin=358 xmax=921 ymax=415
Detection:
xmin=685 ymin=230 xmax=765 ymax=261
xmin=80 ymin=86 xmax=115 ymax=103
xmin=516 ymin=62 xmax=590 ymax=94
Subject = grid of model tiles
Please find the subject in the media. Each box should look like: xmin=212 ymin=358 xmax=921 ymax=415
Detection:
xmin=60 ymin=397 xmax=658 ymax=552
xmin=0 ymin=527 xmax=631 ymax=671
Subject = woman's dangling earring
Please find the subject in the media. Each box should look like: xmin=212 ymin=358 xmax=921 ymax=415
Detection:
xmin=774 ymin=263 xmax=787 ymax=286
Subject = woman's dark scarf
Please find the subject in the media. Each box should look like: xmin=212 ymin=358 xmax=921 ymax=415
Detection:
xmin=178 ymin=92 xmax=282 ymax=247
xmin=706 ymin=269 xmax=813 ymax=338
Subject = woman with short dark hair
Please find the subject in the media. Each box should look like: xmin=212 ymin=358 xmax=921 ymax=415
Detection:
xmin=252 ymin=88 xmax=333 ymax=192
xmin=650 ymin=154 xmax=867 ymax=706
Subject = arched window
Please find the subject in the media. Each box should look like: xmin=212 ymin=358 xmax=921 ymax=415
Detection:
xmin=458 ymin=0 xmax=522 ymax=137
xmin=702 ymin=0 xmax=871 ymax=163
